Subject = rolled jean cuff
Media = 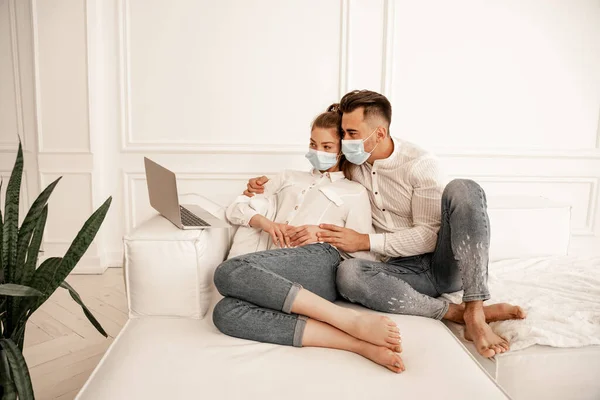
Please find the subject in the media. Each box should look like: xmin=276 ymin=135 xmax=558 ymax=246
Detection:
xmin=292 ymin=315 xmax=308 ymax=347
xmin=282 ymin=283 xmax=303 ymax=314
xmin=462 ymin=293 xmax=491 ymax=302
xmin=434 ymin=300 xmax=450 ymax=320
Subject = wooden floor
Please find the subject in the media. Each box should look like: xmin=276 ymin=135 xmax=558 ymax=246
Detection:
xmin=23 ymin=268 xmax=127 ymax=400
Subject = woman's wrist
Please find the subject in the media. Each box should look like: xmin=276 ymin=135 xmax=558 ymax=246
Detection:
xmin=249 ymin=214 xmax=270 ymax=230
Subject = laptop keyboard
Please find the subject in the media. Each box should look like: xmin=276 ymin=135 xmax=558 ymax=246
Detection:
xmin=180 ymin=206 xmax=210 ymax=227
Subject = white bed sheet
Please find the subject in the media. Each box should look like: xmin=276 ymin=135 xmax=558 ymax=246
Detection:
xmin=442 ymin=255 xmax=600 ymax=350
xmin=443 ymin=255 xmax=600 ymax=400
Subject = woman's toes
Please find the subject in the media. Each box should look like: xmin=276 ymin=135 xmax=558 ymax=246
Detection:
xmin=386 ymin=336 xmax=401 ymax=345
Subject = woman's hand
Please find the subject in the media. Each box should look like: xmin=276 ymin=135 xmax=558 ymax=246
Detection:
xmin=288 ymin=225 xmax=323 ymax=247
xmin=250 ymin=215 xmax=292 ymax=248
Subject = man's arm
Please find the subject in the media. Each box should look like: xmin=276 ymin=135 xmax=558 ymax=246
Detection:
xmin=244 ymin=176 xmax=269 ymax=197
xmin=369 ymin=157 xmax=444 ymax=257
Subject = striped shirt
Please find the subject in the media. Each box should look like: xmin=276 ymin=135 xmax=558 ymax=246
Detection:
xmin=350 ymin=137 xmax=447 ymax=258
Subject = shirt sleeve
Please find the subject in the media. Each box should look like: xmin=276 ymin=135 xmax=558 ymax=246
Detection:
xmin=225 ymin=172 xmax=285 ymax=227
xmin=371 ymin=157 xmax=444 ymax=257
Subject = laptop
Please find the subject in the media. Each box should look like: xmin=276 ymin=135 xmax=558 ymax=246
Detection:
xmin=144 ymin=157 xmax=229 ymax=229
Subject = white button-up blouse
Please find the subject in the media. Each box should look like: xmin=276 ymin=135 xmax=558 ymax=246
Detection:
xmin=226 ymin=169 xmax=376 ymax=260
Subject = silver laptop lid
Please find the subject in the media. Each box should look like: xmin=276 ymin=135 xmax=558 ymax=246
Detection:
xmin=144 ymin=157 xmax=182 ymax=227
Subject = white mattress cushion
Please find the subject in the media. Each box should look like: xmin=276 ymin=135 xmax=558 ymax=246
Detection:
xmin=77 ymin=296 xmax=509 ymax=400
xmin=445 ymin=322 xmax=600 ymax=400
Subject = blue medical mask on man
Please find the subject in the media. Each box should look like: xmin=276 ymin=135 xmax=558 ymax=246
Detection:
xmin=341 ymin=128 xmax=380 ymax=165
xmin=305 ymin=149 xmax=339 ymax=171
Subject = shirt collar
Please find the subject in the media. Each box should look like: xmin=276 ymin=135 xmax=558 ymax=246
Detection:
xmin=310 ymin=168 xmax=346 ymax=182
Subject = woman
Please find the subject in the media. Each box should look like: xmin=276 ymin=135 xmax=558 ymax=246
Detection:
xmin=212 ymin=105 xmax=405 ymax=374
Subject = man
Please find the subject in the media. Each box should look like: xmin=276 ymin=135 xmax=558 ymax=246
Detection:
xmin=245 ymin=90 xmax=525 ymax=358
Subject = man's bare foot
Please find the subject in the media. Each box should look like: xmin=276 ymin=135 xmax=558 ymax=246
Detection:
xmin=484 ymin=303 xmax=527 ymax=322
xmin=463 ymin=304 xmax=510 ymax=358
xmin=356 ymin=341 xmax=405 ymax=373
xmin=341 ymin=312 xmax=401 ymax=350
xmin=444 ymin=302 xmax=527 ymax=324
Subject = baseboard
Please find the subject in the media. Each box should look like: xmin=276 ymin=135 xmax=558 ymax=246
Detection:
xmin=102 ymin=250 xmax=123 ymax=268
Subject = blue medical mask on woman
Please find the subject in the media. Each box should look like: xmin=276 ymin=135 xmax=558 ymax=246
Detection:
xmin=305 ymin=149 xmax=339 ymax=171
xmin=341 ymin=128 xmax=380 ymax=165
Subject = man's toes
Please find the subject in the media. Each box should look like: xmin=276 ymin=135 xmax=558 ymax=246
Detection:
xmin=389 ymin=326 xmax=400 ymax=333
xmin=517 ymin=307 xmax=527 ymax=319
xmin=393 ymin=344 xmax=403 ymax=353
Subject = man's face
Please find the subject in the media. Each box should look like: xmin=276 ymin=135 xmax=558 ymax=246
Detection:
xmin=341 ymin=107 xmax=379 ymax=153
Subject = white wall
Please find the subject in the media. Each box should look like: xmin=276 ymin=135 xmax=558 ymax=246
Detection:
xmin=2 ymin=0 xmax=600 ymax=273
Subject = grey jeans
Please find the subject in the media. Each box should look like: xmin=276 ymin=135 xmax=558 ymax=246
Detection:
xmin=337 ymin=179 xmax=491 ymax=320
xmin=213 ymin=178 xmax=491 ymax=347
xmin=213 ymin=243 xmax=341 ymax=348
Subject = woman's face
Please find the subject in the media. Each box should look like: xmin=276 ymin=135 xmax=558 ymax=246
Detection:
xmin=309 ymin=127 xmax=341 ymax=155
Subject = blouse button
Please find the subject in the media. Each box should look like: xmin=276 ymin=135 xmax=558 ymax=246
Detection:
xmin=375 ymin=192 xmax=379 ymax=195
xmin=295 ymin=206 xmax=299 ymax=210
xmin=382 ymin=208 xmax=386 ymax=212
xmin=372 ymin=171 xmax=376 ymax=175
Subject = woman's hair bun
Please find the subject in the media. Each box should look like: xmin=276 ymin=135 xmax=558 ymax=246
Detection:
xmin=327 ymin=103 xmax=340 ymax=113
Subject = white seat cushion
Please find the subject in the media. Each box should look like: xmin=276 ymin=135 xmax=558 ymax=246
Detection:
xmin=77 ymin=296 xmax=509 ymax=400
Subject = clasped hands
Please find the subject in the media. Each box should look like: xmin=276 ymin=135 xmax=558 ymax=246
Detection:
xmin=250 ymin=215 xmax=369 ymax=253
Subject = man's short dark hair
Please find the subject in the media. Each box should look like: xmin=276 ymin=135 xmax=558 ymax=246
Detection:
xmin=339 ymin=90 xmax=392 ymax=128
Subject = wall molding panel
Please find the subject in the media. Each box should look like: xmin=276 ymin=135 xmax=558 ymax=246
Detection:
xmin=8 ymin=0 xmax=599 ymax=272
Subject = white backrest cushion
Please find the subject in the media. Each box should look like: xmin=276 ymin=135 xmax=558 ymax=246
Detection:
xmin=487 ymin=196 xmax=571 ymax=261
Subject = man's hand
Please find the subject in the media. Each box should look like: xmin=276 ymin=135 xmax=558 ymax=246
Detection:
xmin=250 ymin=215 xmax=292 ymax=248
xmin=243 ymin=176 xmax=269 ymax=197
xmin=316 ymin=224 xmax=370 ymax=253
xmin=288 ymin=225 xmax=323 ymax=247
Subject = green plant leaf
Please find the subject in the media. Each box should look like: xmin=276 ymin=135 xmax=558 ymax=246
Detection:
xmin=38 ymin=197 xmax=111 ymax=299
xmin=3 ymin=141 xmax=23 ymax=284
xmin=60 ymin=281 xmax=107 ymax=338
xmin=3 ymin=142 xmax=23 ymax=337
xmin=13 ymin=205 xmax=48 ymax=325
xmin=14 ymin=178 xmax=60 ymax=284
xmin=19 ymin=205 xmax=47 ymax=288
xmin=0 ymin=338 xmax=34 ymax=400
xmin=1 ymin=178 xmax=4 ymax=284
xmin=0 ymin=284 xmax=42 ymax=297
xmin=0 ymin=346 xmax=18 ymax=400
xmin=21 ymin=257 xmax=62 ymax=319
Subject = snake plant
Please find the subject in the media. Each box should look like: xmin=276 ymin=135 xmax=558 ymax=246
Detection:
xmin=0 ymin=142 xmax=111 ymax=399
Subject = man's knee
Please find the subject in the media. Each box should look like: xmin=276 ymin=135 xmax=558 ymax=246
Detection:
xmin=212 ymin=297 xmax=241 ymax=335
xmin=336 ymin=259 xmax=365 ymax=299
xmin=443 ymin=179 xmax=486 ymax=207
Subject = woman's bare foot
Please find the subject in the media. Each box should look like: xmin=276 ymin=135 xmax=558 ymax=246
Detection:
xmin=357 ymin=341 xmax=405 ymax=373
xmin=341 ymin=312 xmax=401 ymax=350
xmin=463 ymin=304 xmax=510 ymax=358
xmin=444 ymin=302 xmax=527 ymax=324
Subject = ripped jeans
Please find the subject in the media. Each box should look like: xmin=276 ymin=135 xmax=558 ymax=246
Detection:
xmin=337 ymin=179 xmax=491 ymax=320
